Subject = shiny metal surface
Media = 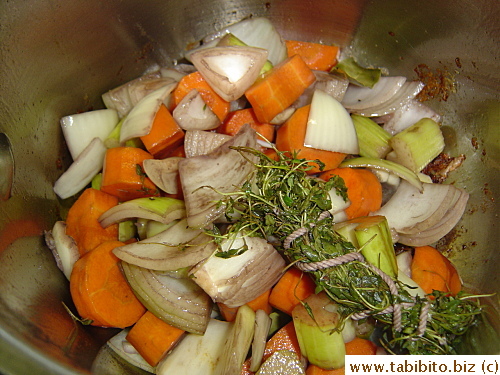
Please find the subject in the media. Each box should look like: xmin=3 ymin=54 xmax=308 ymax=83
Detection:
xmin=0 ymin=0 xmax=498 ymax=373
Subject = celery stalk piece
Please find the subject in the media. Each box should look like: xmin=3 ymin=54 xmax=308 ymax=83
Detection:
xmin=118 ymin=220 xmax=136 ymax=242
xmin=214 ymin=305 xmax=256 ymax=375
xmin=292 ymin=292 xmax=346 ymax=370
xmin=91 ymin=172 xmax=102 ymax=190
xmin=388 ymin=117 xmax=445 ymax=173
xmin=352 ymin=114 xmax=392 ymax=159
xmin=256 ymin=350 xmax=306 ymax=375
xmin=333 ymin=57 xmax=381 ymax=88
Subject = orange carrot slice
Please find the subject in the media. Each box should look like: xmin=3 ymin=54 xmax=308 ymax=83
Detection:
xmin=173 ymin=71 xmax=230 ymax=121
xmin=101 ymin=147 xmax=160 ymax=202
xmin=70 ymin=240 xmax=146 ymax=328
xmin=218 ymin=108 xmax=276 ymax=143
xmin=319 ymin=167 xmax=382 ymax=219
xmin=285 ymin=40 xmax=339 ymax=72
xmin=140 ymin=104 xmax=184 ymax=159
xmin=269 ymin=267 xmax=316 ymax=315
xmin=275 ymin=105 xmax=346 ymax=174
xmin=66 ymin=188 xmax=119 ymax=256
xmin=245 ymin=55 xmax=316 ymax=123
xmin=126 ymin=310 xmax=185 ymax=366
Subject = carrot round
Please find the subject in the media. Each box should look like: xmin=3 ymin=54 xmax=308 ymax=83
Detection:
xmin=66 ymin=188 xmax=119 ymax=256
xmin=245 ymin=55 xmax=316 ymax=123
xmin=275 ymin=105 xmax=346 ymax=174
xmin=70 ymin=240 xmax=146 ymax=328
xmin=319 ymin=167 xmax=382 ymax=219
xmin=411 ymin=245 xmax=461 ymax=296
xmin=269 ymin=267 xmax=316 ymax=315
xmin=126 ymin=310 xmax=185 ymax=366
xmin=140 ymin=104 xmax=184 ymax=159
xmin=285 ymin=40 xmax=339 ymax=72
xmin=218 ymin=108 xmax=276 ymax=143
xmin=173 ymin=71 xmax=230 ymax=121
xmin=101 ymin=147 xmax=160 ymax=202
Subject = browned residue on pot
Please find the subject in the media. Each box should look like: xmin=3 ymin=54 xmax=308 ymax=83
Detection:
xmin=414 ymin=63 xmax=455 ymax=102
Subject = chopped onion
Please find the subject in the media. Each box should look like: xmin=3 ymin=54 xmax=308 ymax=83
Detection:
xmin=142 ymin=157 xmax=183 ymax=194
xmin=250 ymin=310 xmax=272 ymax=372
xmin=222 ymin=17 xmax=287 ymax=66
xmin=53 ymin=137 xmax=107 ymax=199
xmin=184 ymin=130 xmax=232 ymax=158
xmin=121 ymin=262 xmax=212 ymax=334
xmin=172 ymin=89 xmax=220 ymax=130
xmin=294 ymin=71 xmax=349 ymax=109
xmin=342 ymin=76 xmax=406 ymax=110
xmin=44 ymin=221 xmax=79 ymax=280
xmin=179 ymin=125 xmax=258 ymax=228
xmin=106 ymin=329 xmax=155 ymax=373
xmin=270 ymin=107 xmax=295 ymax=125
xmin=190 ymin=234 xmax=286 ymax=308
xmin=60 ymin=109 xmax=118 ymax=160
xmin=397 ymin=270 xmax=426 ymax=298
xmin=113 ymin=218 xmax=217 ymax=271
xmin=396 ymin=250 xmax=413 ymax=278
xmin=98 ymin=196 xmax=185 ymax=228
xmin=190 ymin=46 xmax=268 ymax=102
xmin=119 ymin=82 xmax=177 ymax=143
xmin=304 ymin=90 xmax=359 ymax=154
xmin=340 ymin=156 xmax=423 ymax=192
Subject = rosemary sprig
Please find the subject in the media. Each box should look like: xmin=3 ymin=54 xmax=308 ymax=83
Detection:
xmin=214 ymin=147 xmax=485 ymax=355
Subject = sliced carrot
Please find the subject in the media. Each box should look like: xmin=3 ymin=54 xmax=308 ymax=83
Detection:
xmin=169 ymin=143 xmax=186 ymax=158
xmin=126 ymin=310 xmax=185 ymax=366
xmin=275 ymin=105 xmax=346 ymax=174
xmin=245 ymin=55 xmax=316 ymax=123
xmin=411 ymin=245 xmax=461 ymax=296
xmin=140 ymin=104 xmax=184 ymax=159
xmin=305 ymin=338 xmax=377 ymax=375
xmin=66 ymin=188 xmax=119 ymax=256
xmin=319 ymin=167 xmax=382 ymax=219
xmin=269 ymin=267 xmax=316 ymax=315
xmin=173 ymin=71 xmax=230 ymax=121
xmin=101 ymin=147 xmax=160 ymax=202
xmin=218 ymin=108 xmax=276 ymax=143
xmin=69 ymin=240 xmax=146 ymax=328
xmin=219 ymin=289 xmax=273 ymax=322
xmin=285 ymin=40 xmax=339 ymax=72
xmin=263 ymin=148 xmax=279 ymax=161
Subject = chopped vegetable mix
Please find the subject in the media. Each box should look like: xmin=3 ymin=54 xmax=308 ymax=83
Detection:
xmin=46 ymin=15 xmax=496 ymax=375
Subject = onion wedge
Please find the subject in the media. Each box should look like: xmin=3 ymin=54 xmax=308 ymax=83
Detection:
xmin=142 ymin=157 xmax=183 ymax=194
xmin=304 ymin=89 xmax=359 ymax=154
xmin=119 ymin=82 xmax=177 ymax=143
xmin=113 ymin=218 xmax=216 ymax=271
xmin=44 ymin=221 xmax=79 ymax=280
xmin=178 ymin=124 xmax=258 ymax=228
xmin=379 ymin=99 xmax=442 ymax=135
xmin=173 ymin=89 xmax=220 ymax=131
xmin=190 ymin=46 xmax=268 ymax=102
xmin=184 ymin=130 xmax=232 ymax=158
xmin=53 ymin=137 xmax=106 ymax=199
xmin=121 ymin=263 xmax=212 ymax=334
xmin=342 ymin=76 xmax=406 ymax=110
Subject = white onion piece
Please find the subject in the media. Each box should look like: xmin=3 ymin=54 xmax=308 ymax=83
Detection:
xmin=119 ymin=82 xmax=177 ymax=143
xmin=342 ymin=76 xmax=406 ymax=110
xmin=190 ymin=235 xmax=286 ymax=308
xmin=250 ymin=310 xmax=272 ymax=372
xmin=295 ymin=71 xmax=349 ymax=109
xmin=304 ymin=90 xmax=359 ymax=154
xmin=397 ymin=270 xmax=426 ymax=298
xmin=184 ymin=130 xmax=232 ymax=158
xmin=353 ymin=81 xmax=425 ymax=117
xmin=183 ymin=37 xmax=221 ymax=62
xmin=380 ymin=99 xmax=442 ymax=135
xmin=191 ymin=46 xmax=268 ymax=102
xmin=223 ymin=17 xmax=287 ymax=66
xmin=53 ymin=138 xmax=106 ymax=199
xmin=328 ymin=188 xmax=351 ymax=216
xmin=396 ymin=251 xmax=413 ymax=278
xmin=61 ymin=109 xmax=118 ymax=160
xmin=173 ymin=89 xmax=220 ymax=130
xmin=107 ymin=329 xmax=155 ymax=373
xmin=142 ymin=157 xmax=183 ymax=194
xmin=44 ymin=221 xmax=79 ymax=280
xmin=270 ymin=107 xmax=295 ymax=125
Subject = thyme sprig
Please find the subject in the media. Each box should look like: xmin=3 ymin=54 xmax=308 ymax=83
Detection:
xmin=213 ymin=147 xmax=486 ymax=355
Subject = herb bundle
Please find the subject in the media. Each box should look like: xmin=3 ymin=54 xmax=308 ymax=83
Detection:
xmin=215 ymin=147 xmax=485 ymax=355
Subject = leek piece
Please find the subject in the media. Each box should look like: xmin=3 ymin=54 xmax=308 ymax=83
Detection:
xmin=91 ymin=172 xmax=102 ymax=190
xmin=388 ymin=117 xmax=445 ymax=173
xmin=250 ymin=309 xmax=272 ymax=372
xmin=292 ymin=292 xmax=345 ymax=370
xmin=118 ymin=220 xmax=136 ymax=242
xmin=215 ymin=305 xmax=256 ymax=375
xmin=104 ymin=117 xmax=125 ymax=149
xmin=256 ymin=351 xmax=305 ymax=375
xmin=352 ymin=114 xmax=392 ymax=159
xmin=333 ymin=57 xmax=381 ymax=88
xmin=340 ymin=156 xmax=423 ymax=192
xmin=304 ymin=90 xmax=359 ymax=154
xmin=334 ymin=216 xmax=397 ymax=278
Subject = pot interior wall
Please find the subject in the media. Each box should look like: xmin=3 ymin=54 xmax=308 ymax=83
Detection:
xmin=0 ymin=0 xmax=498 ymax=373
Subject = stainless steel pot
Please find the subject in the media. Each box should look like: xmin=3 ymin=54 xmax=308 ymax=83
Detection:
xmin=0 ymin=0 xmax=498 ymax=373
